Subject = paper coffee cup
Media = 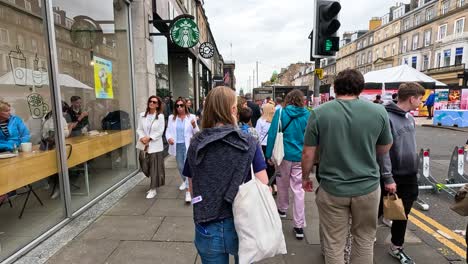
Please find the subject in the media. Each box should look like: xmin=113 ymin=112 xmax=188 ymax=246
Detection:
xmin=20 ymin=142 xmax=32 ymax=153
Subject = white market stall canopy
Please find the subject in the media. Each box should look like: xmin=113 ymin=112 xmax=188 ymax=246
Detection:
xmin=0 ymin=67 xmax=93 ymax=90
xmin=364 ymin=64 xmax=447 ymax=88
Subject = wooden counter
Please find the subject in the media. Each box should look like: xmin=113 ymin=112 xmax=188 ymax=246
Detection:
xmin=0 ymin=130 xmax=133 ymax=194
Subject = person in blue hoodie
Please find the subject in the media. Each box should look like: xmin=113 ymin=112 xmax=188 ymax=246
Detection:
xmin=265 ymin=89 xmax=310 ymax=240
xmin=0 ymin=100 xmax=30 ymax=152
xmin=424 ymin=91 xmax=435 ymax=119
xmin=0 ymin=99 xmax=30 ymax=204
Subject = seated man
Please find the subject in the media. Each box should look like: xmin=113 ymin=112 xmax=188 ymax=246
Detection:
xmin=67 ymin=96 xmax=89 ymax=137
xmin=0 ymin=99 xmax=30 ymax=203
xmin=0 ymin=99 xmax=30 ymax=152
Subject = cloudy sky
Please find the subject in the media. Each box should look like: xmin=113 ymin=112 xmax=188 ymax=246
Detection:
xmin=204 ymin=0 xmax=405 ymax=93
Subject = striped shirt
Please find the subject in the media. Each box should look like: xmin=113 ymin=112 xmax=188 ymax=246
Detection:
xmin=0 ymin=120 xmax=9 ymax=137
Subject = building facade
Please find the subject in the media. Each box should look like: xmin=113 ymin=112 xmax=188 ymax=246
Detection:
xmin=335 ymin=0 xmax=468 ymax=87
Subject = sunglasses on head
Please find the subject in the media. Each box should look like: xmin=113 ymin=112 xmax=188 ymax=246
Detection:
xmin=176 ymin=104 xmax=185 ymax=108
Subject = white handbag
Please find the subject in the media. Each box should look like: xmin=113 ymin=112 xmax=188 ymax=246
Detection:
xmin=272 ymin=109 xmax=284 ymax=166
xmin=233 ymin=166 xmax=287 ymax=264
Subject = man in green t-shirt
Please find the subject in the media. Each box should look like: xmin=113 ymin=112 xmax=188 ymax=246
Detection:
xmin=301 ymin=69 xmax=393 ymax=264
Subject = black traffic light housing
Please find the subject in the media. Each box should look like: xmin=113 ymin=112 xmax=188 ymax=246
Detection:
xmin=312 ymin=0 xmax=341 ymax=58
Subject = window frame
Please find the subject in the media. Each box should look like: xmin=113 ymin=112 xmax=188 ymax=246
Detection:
xmin=424 ymin=29 xmax=432 ymax=46
xmin=412 ymin=34 xmax=419 ymax=50
xmin=438 ymin=24 xmax=448 ymax=40
xmin=454 ymin=17 xmax=465 ymax=36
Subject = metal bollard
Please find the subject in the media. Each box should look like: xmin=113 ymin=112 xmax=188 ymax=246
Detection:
xmin=447 ymin=146 xmax=468 ymax=184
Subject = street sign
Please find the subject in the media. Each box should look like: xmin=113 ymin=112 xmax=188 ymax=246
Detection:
xmin=170 ymin=18 xmax=200 ymax=48
xmin=315 ymin=68 xmax=324 ymax=79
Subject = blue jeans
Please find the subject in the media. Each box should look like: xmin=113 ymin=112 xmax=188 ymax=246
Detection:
xmin=194 ymin=218 xmax=239 ymax=264
xmin=175 ymin=143 xmax=187 ymax=183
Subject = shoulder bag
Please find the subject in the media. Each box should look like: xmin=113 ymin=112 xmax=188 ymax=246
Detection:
xmin=233 ymin=165 xmax=287 ymax=264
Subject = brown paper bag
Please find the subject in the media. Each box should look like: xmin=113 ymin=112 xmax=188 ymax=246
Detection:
xmin=383 ymin=194 xmax=407 ymax=220
xmin=451 ymin=184 xmax=468 ymax=216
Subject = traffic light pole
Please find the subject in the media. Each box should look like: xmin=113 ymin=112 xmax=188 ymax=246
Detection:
xmin=313 ymin=59 xmax=321 ymax=107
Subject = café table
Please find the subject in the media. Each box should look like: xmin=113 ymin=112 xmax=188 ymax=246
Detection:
xmin=0 ymin=130 xmax=133 ymax=218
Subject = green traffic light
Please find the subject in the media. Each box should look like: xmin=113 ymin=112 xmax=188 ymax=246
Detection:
xmin=325 ymin=39 xmax=333 ymax=52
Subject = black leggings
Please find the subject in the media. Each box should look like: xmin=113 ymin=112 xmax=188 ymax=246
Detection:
xmin=261 ymin=145 xmax=275 ymax=185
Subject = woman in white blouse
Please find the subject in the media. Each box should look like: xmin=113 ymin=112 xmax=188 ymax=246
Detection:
xmin=137 ymin=96 xmax=165 ymax=199
xmin=255 ymin=102 xmax=276 ymax=188
xmin=166 ymin=97 xmax=199 ymax=203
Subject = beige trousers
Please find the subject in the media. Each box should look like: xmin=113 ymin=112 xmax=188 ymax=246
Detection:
xmin=316 ymin=186 xmax=381 ymax=264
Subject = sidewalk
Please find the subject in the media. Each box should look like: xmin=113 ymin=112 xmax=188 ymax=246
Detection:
xmin=25 ymin=157 xmax=450 ymax=264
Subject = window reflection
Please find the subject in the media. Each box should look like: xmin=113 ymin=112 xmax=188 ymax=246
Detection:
xmin=52 ymin=0 xmax=137 ymax=212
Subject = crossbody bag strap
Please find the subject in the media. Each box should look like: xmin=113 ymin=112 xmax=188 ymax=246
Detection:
xmin=282 ymin=115 xmax=297 ymax=132
xmin=276 ymin=108 xmax=282 ymax=133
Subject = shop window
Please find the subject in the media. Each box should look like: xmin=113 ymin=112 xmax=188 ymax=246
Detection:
xmin=152 ymin=26 xmax=170 ymax=103
xmin=0 ymin=0 xmax=66 ymax=262
xmin=443 ymin=49 xmax=451 ymax=66
xmin=52 ymin=0 xmax=137 ymax=213
xmin=455 ymin=47 xmax=463 ymax=65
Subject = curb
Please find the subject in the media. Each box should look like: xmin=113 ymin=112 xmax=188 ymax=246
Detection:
xmin=421 ymin=124 xmax=468 ymax=133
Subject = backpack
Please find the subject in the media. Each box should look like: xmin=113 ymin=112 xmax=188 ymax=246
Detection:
xmin=102 ymin=110 xmax=131 ymax=130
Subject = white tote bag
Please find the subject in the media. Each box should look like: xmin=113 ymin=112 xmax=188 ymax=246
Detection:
xmin=233 ymin=166 xmax=287 ymax=264
xmin=272 ymin=109 xmax=284 ymax=166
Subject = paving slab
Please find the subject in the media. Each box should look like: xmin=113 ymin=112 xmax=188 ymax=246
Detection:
xmin=78 ymin=215 xmax=163 ymax=241
xmin=122 ymin=185 xmax=149 ymax=197
xmin=104 ymin=241 xmax=197 ymax=264
xmin=145 ymin=198 xmax=193 ymax=217
xmin=153 ymin=216 xmax=195 ymax=242
xmin=46 ymin=239 xmax=120 ymax=264
xmin=153 ymin=185 xmax=181 ymax=199
xmin=283 ymin=245 xmax=325 ymax=264
xmin=104 ymin=195 xmax=156 ymax=216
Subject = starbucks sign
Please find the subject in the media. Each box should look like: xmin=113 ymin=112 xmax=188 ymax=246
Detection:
xmin=170 ymin=18 xmax=200 ymax=48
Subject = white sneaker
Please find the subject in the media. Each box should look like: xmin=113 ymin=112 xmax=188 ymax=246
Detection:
xmin=382 ymin=217 xmax=393 ymax=227
xmin=146 ymin=189 xmax=157 ymax=199
xmin=51 ymin=189 xmax=60 ymax=199
xmin=179 ymin=181 xmax=187 ymax=191
xmin=185 ymin=192 xmax=191 ymax=203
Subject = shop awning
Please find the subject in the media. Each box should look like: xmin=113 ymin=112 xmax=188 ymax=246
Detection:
xmin=0 ymin=67 xmax=93 ymax=90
